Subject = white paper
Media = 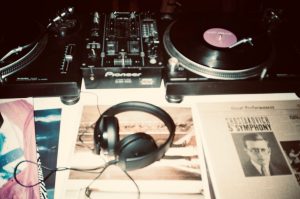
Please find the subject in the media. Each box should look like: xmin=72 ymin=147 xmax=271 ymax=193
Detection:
xmin=192 ymin=100 xmax=300 ymax=199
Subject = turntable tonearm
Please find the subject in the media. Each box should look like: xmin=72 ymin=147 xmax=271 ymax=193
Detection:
xmin=0 ymin=7 xmax=82 ymax=105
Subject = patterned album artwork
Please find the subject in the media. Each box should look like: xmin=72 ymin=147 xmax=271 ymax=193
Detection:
xmin=35 ymin=108 xmax=62 ymax=199
xmin=0 ymin=111 xmax=25 ymax=187
xmin=0 ymin=99 xmax=40 ymax=199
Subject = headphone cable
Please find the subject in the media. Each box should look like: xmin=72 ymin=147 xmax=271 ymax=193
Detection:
xmin=13 ymin=159 xmax=140 ymax=199
xmin=80 ymin=91 xmax=101 ymax=116
xmin=13 ymin=159 xmax=109 ymax=188
xmin=84 ymin=160 xmax=141 ymax=199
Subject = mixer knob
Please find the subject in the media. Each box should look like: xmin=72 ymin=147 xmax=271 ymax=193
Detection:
xmin=88 ymin=49 xmax=97 ymax=59
xmin=149 ymin=57 xmax=157 ymax=64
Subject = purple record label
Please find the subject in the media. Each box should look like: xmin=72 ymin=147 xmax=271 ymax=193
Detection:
xmin=203 ymin=28 xmax=237 ymax=48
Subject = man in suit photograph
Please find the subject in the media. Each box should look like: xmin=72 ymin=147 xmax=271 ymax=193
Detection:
xmin=241 ymin=133 xmax=290 ymax=177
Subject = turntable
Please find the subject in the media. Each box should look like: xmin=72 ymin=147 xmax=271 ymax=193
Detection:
xmin=0 ymin=7 xmax=82 ymax=105
xmin=162 ymin=11 xmax=300 ymax=103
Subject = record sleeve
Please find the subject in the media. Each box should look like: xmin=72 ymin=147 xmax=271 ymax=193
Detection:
xmin=192 ymin=100 xmax=300 ymax=199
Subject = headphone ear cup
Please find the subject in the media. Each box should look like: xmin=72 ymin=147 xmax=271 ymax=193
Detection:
xmin=117 ymin=133 xmax=158 ymax=170
xmin=97 ymin=116 xmax=120 ymax=155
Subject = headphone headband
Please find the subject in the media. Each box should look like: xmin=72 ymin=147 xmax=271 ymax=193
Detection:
xmin=96 ymin=101 xmax=175 ymax=170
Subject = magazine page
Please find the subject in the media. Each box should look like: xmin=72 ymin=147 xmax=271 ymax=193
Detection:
xmin=192 ymin=100 xmax=300 ymax=199
xmin=34 ymin=108 xmax=62 ymax=199
xmin=33 ymin=97 xmax=82 ymax=199
xmin=194 ymin=127 xmax=216 ymax=199
xmin=0 ymin=99 xmax=40 ymax=199
xmin=65 ymin=104 xmax=204 ymax=199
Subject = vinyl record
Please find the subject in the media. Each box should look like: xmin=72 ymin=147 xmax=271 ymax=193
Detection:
xmin=163 ymin=14 xmax=273 ymax=79
xmin=0 ymin=17 xmax=43 ymax=56
xmin=0 ymin=18 xmax=47 ymax=79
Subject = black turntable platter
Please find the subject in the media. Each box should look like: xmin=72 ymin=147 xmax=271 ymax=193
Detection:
xmin=0 ymin=18 xmax=44 ymax=52
xmin=163 ymin=15 xmax=273 ymax=80
xmin=0 ymin=19 xmax=47 ymax=80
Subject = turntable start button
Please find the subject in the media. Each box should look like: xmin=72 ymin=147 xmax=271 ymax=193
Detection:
xmin=203 ymin=28 xmax=237 ymax=48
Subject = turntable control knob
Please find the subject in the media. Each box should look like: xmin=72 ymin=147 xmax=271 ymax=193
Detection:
xmin=168 ymin=57 xmax=179 ymax=73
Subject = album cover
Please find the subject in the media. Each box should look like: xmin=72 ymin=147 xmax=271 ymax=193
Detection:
xmin=65 ymin=105 xmax=204 ymax=199
xmin=35 ymin=108 xmax=62 ymax=199
xmin=192 ymin=100 xmax=300 ymax=199
xmin=0 ymin=99 xmax=40 ymax=199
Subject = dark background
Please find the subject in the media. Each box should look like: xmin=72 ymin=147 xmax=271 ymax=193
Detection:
xmin=0 ymin=0 xmax=297 ymax=21
xmin=1 ymin=0 xmax=298 ymax=70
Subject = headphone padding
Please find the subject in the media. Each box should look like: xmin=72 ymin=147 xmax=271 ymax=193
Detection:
xmin=94 ymin=116 xmax=119 ymax=155
xmin=104 ymin=116 xmax=120 ymax=155
xmin=117 ymin=133 xmax=158 ymax=170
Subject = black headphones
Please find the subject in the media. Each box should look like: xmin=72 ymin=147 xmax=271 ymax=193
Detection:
xmin=94 ymin=101 xmax=175 ymax=171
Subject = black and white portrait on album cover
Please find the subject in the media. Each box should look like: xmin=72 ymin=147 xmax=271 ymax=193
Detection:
xmin=232 ymin=132 xmax=291 ymax=177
